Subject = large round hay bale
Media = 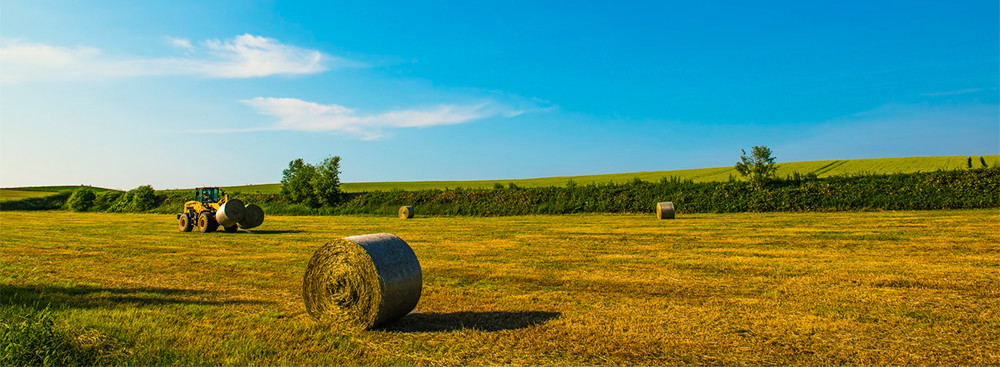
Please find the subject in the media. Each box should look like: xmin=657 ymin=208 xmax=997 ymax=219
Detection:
xmin=656 ymin=201 xmax=675 ymax=219
xmin=398 ymin=206 xmax=414 ymax=219
xmin=216 ymin=199 xmax=246 ymax=227
xmin=302 ymin=233 xmax=422 ymax=329
xmin=238 ymin=203 xmax=265 ymax=229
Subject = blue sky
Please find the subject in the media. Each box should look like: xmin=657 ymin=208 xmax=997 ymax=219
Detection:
xmin=1 ymin=0 xmax=997 ymax=189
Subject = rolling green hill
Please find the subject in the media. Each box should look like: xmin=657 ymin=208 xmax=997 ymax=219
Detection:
xmin=0 ymin=190 xmax=58 ymax=202
xmin=0 ymin=186 xmax=114 ymax=202
xmin=5 ymin=155 xmax=997 ymax=196
xmin=221 ymin=155 xmax=1000 ymax=193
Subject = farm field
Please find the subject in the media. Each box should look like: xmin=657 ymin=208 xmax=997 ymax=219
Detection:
xmin=1 ymin=186 xmax=113 ymax=202
xmin=2 ymin=210 xmax=998 ymax=365
xmin=0 ymin=189 xmax=57 ymax=202
xmin=218 ymin=155 xmax=1000 ymax=193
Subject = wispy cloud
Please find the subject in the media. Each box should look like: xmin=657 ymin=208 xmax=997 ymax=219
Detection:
xmin=225 ymin=97 xmax=523 ymax=139
xmin=0 ymin=34 xmax=343 ymax=83
xmin=164 ymin=36 xmax=193 ymax=50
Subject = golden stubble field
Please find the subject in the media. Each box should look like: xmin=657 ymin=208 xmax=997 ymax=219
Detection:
xmin=2 ymin=210 xmax=998 ymax=365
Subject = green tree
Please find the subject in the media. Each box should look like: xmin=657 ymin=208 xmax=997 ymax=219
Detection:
xmin=66 ymin=187 xmax=96 ymax=212
xmin=735 ymin=145 xmax=777 ymax=186
xmin=281 ymin=158 xmax=318 ymax=207
xmin=310 ymin=156 xmax=342 ymax=207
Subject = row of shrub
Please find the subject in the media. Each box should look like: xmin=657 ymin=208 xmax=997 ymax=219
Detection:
xmin=4 ymin=168 xmax=997 ymax=215
xmin=323 ymin=168 xmax=998 ymax=216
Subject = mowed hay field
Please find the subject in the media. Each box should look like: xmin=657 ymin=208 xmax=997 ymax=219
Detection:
xmin=2 ymin=210 xmax=998 ymax=365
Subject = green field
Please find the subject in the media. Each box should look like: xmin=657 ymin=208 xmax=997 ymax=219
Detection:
xmin=221 ymin=155 xmax=1000 ymax=193
xmin=2 ymin=210 xmax=997 ymax=365
xmin=1 ymin=186 xmax=93 ymax=202
xmin=0 ymin=189 xmax=59 ymax=202
xmin=6 ymin=156 xmax=996 ymax=195
xmin=0 ymin=186 xmax=113 ymax=202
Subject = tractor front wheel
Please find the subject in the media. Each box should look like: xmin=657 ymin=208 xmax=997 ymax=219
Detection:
xmin=179 ymin=214 xmax=193 ymax=232
xmin=198 ymin=212 xmax=218 ymax=233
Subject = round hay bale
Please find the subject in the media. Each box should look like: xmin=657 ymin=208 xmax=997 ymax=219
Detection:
xmin=398 ymin=206 xmax=414 ymax=219
xmin=238 ymin=203 xmax=265 ymax=229
xmin=302 ymin=233 xmax=422 ymax=329
xmin=216 ymin=199 xmax=246 ymax=227
xmin=656 ymin=201 xmax=675 ymax=220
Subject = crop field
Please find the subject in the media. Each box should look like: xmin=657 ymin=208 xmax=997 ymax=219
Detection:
xmin=0 ymin=189 xmax=57 ymax=202
xmin=1 ymin=186 xmax=113 ymax=202
xmin=2 ymin=210 xmax=998 ymax=365
xmin=217 ymin=155 xmax=1000 ymax=193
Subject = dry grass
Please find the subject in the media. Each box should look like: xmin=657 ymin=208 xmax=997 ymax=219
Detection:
xmin=2 ymin=210 xmax=998 ymax=365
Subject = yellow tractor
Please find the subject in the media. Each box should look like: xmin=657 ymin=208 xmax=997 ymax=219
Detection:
xmin=177 ymin=187 xmax=241 ymax=233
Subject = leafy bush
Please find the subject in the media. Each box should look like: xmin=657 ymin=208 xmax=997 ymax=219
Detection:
xmin=326 ymin=167 xmax=999 ymax=216
xmin=66 ymin=188 xmax=96 ymax=212
xmin=106 ymin=185 xmax=159 ymax=213
xmin=91 ymin=191 xmax=123 ymax=212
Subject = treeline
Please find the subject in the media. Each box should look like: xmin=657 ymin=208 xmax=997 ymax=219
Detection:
xmin=325 ymin=168 xmax=998 ymax=216
xmin=4 ymin=168 xmax=997 ymax=215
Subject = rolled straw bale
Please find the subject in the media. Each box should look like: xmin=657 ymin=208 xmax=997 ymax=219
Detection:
xmin=302 ymin=233 xmax=422 ymax=329
xmin=238 ymin=203 xmax=265 ymax=229
xmin=215 ymin=199 xmax=246 ymax=227
xmin=656 ymin=201 xmax=675 ymax=220
xmin=398 ymin=206 xmax=414 ymax=219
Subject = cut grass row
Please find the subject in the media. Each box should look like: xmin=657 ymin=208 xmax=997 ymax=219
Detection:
xmin=2 ymin=210 xmax=997 ymax=365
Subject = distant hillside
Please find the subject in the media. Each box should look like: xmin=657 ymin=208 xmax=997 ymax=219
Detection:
xmin=221 ymin=155 xmax=1000 ymax=193
xmin=5 ymin=155 xmax=997 ymax=196
xmin=0 ymin=185 xmax=113 ymax=202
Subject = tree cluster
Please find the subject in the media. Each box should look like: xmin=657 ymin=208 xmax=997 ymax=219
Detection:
xmin=281 ymin=156 xmax=342 ymax=208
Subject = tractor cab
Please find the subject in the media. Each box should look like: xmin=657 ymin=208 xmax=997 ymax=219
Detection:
xmin=195 ymin=187 xmax=223 ymax=204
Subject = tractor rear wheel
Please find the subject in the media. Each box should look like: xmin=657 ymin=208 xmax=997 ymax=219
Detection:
xmin=179 ymin=214 xmax=193 ymax=232
xmin=224 ymin=225 xmax=238 ymax=233
xmin=198 ymin=212 xmax=218 ymax=233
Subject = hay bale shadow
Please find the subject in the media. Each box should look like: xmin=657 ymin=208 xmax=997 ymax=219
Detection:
xmin=380 ymin=311 xmax=560 ymax=333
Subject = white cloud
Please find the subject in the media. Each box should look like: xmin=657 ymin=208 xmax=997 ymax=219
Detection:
xmin=0 ymin=34 xmax=337 ymax=83
xmin=165 ymin=36 xmax=193 ymax=49
xmin=234 ymin=97 xmax=522 ymax=139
